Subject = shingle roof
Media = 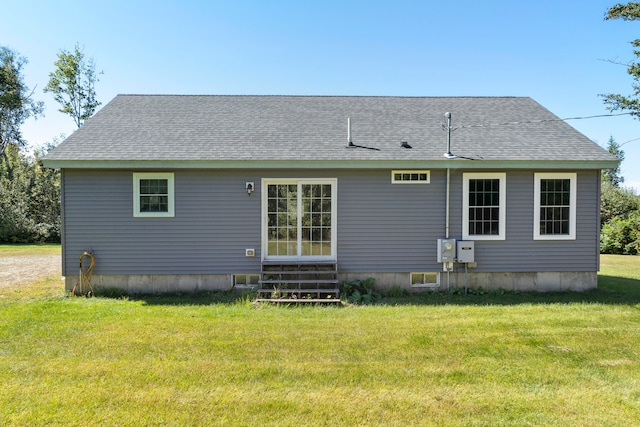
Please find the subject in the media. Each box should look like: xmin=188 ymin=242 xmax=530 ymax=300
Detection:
xmin=44 ymin=95 xmax=618 ymax=167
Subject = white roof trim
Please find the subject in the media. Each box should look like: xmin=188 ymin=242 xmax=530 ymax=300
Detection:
xmin=42 ymin=159 xmax=619 ymax=170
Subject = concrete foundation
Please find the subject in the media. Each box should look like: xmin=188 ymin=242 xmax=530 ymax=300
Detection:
xmin=339 ymin=271 xmax=597 ymax=293
xmin=446 ymin=271 xmax=597 ymax=292
xmin=65 ymin=274 xmax=233 ymax=294
xmin=65 ymin=270 xmax=597 ymax=295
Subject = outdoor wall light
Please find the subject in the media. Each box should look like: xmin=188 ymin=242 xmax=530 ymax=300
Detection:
xmin=246 ymin=182 xmax=254 ymax=195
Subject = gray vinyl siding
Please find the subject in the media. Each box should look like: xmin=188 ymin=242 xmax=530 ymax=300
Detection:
xmin=61 ymin=168 xmax=601 ymax=276
xmin=337 ymin=169 xmax=446 ymax=272
xmin=444 ymin=169 xmax=600 ymax=272
xmin=62 ymin=169 xmax=263 ymax=276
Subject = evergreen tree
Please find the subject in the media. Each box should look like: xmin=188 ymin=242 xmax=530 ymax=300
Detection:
xmin=602 ymin=136 xmax=625 ymax=186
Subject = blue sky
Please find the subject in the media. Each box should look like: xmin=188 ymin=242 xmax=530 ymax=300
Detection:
xmin=4 ymin=0 xmax=640 ymax=190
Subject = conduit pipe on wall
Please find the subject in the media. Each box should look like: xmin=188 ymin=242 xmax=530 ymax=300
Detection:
xmin=444 ymin=112 xmax=453 ymax=291
xmin=444 ymin=112 xmax=453 ymax=240
xmin=445 ymin=167 xmax=450 ymax=240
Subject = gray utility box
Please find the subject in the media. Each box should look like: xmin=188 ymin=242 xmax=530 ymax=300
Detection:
xmin=437 ymin=238 xmax=456 ymax=263
xmin=457 ymin=241 xmax=475 ymax=263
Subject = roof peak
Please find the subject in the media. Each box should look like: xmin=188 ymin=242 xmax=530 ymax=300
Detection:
xmin=115 ymin=94 xmax=526 ymax=100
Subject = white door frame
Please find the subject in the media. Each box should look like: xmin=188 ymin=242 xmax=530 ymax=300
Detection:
xmin=261 ymin=178 xmax=337 ymax=261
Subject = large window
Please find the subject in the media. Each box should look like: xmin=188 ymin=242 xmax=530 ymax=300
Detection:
xmin=133 ymin=172 xmax=175 ymax=217
xmin=462 ymin=173 xmax=506 ymax=240
xmin=534 ymin=173 xmax=576 ymax=240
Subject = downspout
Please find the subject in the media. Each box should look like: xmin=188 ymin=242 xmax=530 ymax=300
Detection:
xmin=60 ymin=169 xmax=67 ymax=289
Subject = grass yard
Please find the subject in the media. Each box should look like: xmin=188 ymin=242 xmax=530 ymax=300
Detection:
xmin=0 ymin=243 xmax=60 ymax=257
xmin=1 ymin=248 xmax=640 ymax=426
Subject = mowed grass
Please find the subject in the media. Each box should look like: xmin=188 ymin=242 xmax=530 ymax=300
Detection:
xmin=0 ymin=243 xmax=60 ymax=257
xmin=1 ymin=248 xmax=640 ymax=426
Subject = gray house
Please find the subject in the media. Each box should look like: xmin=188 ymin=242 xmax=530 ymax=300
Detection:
xmin=43 ymin=95 xmax=618 ymax=295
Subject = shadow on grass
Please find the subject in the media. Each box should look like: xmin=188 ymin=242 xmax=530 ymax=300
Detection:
xmin=94 ymin=275 xmax=640 ymax=307
xmin=95 ymin=288 xmax=257 ymax=306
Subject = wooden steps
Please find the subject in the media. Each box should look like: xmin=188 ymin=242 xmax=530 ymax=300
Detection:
xmin=256 ymin=261 xmax=341 ymax=304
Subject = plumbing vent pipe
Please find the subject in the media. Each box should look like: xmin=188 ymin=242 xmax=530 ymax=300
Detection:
xmin=347 ymin=117 xmax=355 ymax=147
xmin=444 ymin=112 xmax=456 ymax=159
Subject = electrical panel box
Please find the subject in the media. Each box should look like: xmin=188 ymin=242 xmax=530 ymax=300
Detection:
xmin=437 ymin=238 xmax=456 ymax=263
xmin=457 ymin=241 xmax=475 ymax=263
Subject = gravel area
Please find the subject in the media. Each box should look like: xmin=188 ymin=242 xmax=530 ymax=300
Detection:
xmin=0 ymin=254 xmax=62 ymax=288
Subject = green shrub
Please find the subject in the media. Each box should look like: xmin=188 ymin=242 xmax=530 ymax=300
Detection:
xmin=601 ymin=213 xmax=640 ymax=255
xmin=386 ymin=285 xmax=409 ymax=298
xmin=339 ymin=278 xmax=382 ymax=305
xmin=0 ymin=144 xmax=60 ymax=243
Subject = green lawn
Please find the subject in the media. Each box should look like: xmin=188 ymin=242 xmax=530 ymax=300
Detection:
xmin=0 ymin=243 xmax=60 ymax=257
xmin=1 ymin=248 xmax=640 ymax=426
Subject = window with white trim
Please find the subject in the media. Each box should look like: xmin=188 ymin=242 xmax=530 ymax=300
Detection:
xmin=391 ymin=170 xmax=430 ymax=184
xmin=133 ymin=172 xmax=175 ymax=217
xmin=534 ymin=173 xmax=576 ymax=240
xmin=462 ymin=173 xmax=506 ymax=240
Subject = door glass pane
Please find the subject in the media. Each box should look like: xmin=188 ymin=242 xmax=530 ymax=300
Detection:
xmin=267 ymin=184 xmax=298 ymax=256
xmin=301 ymin=184 xmax=331 ymax=258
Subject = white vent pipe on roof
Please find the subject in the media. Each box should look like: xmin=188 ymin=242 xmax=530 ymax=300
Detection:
xmin=444 ymin=112 xmax=456 ymax=159
xmin=347 ymin=117 xmax=354 ymax=147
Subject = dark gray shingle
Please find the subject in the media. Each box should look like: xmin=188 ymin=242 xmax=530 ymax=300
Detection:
xmin=44 ymin=95 xmax=617 ymax=164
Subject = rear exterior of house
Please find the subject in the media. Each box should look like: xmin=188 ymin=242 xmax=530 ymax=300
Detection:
xmin=44 ymin=95 xmax=618 ymax=293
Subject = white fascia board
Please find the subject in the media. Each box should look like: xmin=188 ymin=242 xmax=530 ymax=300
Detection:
xmin=41 ymin=159 xmax=620 ymax=170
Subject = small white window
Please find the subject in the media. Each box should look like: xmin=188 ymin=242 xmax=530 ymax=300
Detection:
xmin=463 ymin=173 xmax=506 ymax=240
xmin=534 ymin=173 xmax=576 ymax=240
xmin=133 ymin=172 xmax=175 ymax=217
xmin=234 ymin=274 xmax=260 ymax=288
xmin=411 ymin=272 xmax=439 ymax=288
xmin=391 ymin=170 xmax=430 ymax=184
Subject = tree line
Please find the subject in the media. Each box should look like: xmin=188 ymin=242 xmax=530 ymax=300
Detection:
xmin=0 ymin=44 xmax=99 ymax=242
xmin=600 ymin=137 xmax=640 ymax=254
xmin=598 ymin=2 xmax=640 ymax=254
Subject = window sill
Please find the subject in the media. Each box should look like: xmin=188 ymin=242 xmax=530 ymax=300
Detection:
xmin=462 ymin=236 xmax=505 ymax=241
xmin=411 ymin=283 xmax=439 ymax=289
xmin=533 ymin=235 xmax=576 ymax=241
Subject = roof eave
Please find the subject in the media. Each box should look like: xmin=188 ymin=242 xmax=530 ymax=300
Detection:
xmin=42 ymin=159 xmax=620 ymax=170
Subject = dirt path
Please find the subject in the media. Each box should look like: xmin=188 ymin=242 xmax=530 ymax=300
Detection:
xmin=0 ymin=254 xmax=62 ymax=288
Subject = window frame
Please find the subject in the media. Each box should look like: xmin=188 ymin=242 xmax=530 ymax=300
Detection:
xmin=462 ymin=172 xmax=506 ymax=241
xmin=234 ymin=274 xmax=260 ymax=288
xmin=261 ymin=178 xmax=338 ymax=261
xmin=533 ymin=172 xmax=576 ymax=240
xmin=391 ymin=170 xmax=430 ymax=184
xmin=133 ymin=172 xmax=175 ymax=218
xmin=410 ymin=272 xmax=440 ymax=288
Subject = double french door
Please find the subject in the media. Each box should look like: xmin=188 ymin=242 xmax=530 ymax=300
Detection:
xmin=262 ymin=179 xmax=337 ymax=260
